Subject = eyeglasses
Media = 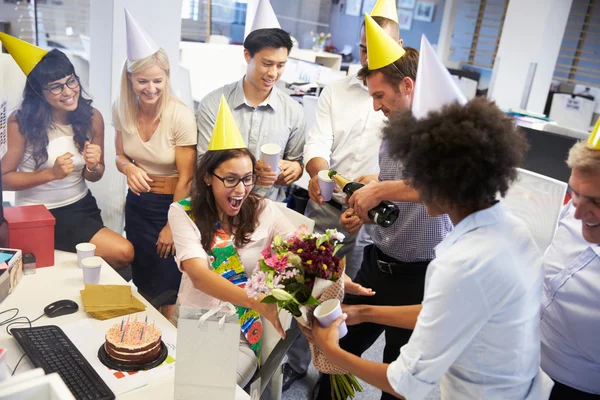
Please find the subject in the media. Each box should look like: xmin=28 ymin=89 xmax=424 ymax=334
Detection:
xmin=211 ymin=172 xmax=258 ymax=188
xmin=43 ymin=76 xmax=80 ymax=95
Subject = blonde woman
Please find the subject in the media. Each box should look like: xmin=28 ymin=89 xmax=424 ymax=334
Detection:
xmin=113 ymin=10 xmax=197 ymax=317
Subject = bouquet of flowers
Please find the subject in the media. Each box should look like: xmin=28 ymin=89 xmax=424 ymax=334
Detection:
xmin=310 ymin=31 xmax=332 ymax=51
xmin=246 ymin=227 xmax=363 ymax=399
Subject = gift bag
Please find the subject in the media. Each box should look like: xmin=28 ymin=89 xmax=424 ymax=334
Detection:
xmin=175 ymin=303 xmax=239 ymax=400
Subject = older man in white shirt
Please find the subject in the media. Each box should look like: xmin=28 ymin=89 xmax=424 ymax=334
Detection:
xmin=540 ymin=134 xmax=600 ymax=399
xmin=281 ymin=16 xmax=402 ymax=392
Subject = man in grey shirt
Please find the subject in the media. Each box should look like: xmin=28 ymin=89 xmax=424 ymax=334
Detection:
xmin=196 ymin=28 xmax=305 ymax=201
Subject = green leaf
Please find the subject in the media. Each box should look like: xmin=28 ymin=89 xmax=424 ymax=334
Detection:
xmin=261 ymin=295 xmax=278 ymax=304
xmin=333 ymin=243 xmax=343 ymax=256
xmin=316 ymin=235 xmax=327 ymax=247
xmin=304 ymin=296 xmax=321 ymax=306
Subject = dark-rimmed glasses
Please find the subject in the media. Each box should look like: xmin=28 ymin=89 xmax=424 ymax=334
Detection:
xmin=211 ymin=172 xmax=258 ymax=188
xmin=43 ymin=75 xmax=80 ymax=95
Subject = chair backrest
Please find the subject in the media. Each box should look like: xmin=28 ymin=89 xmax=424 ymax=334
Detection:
xmin=172 ymin=64 xmax=194 ymax=110
xmin=0 ymin=53 xmax=26 ymax=113
xmin=207 ymin=34 xmax=230 ymax=45
xmin=502 ymin=168 xmax=568 ymax=254
xmin=273 ymin=202 xmax=315 ymax=233
xmin=302 ymin=95 xmax=319 ymax=132
xmin=179 ymin=41 xmax=246 ymax=102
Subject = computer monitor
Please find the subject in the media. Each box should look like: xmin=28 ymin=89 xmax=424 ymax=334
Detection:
xmin=520 ymin=126 xmax=579 ymax=183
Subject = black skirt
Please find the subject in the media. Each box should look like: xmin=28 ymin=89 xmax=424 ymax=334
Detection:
xmin=49 ymin=190 xmax=105 ymax=252
xmin=125 ymin=190 xmax=181 ymax=304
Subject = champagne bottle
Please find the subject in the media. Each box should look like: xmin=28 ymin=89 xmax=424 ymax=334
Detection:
xmin=328 ymin=170 xmax=399 ymax=228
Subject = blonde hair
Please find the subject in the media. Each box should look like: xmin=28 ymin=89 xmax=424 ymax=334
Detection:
xmin=567 ymin=141 xmax=600 ymax=172
xmin=117 ymin=48 xmax=181 ymax=135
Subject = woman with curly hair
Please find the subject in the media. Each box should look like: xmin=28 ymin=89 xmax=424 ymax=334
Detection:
xmin=308 ymin=98 xmax=551 ymax=399
xmin=1 ymin=36 xmax=133 ymax=270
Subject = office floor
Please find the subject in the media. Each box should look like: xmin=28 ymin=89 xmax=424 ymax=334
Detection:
xmin=282 ymin=334 xmax=441 ymax=400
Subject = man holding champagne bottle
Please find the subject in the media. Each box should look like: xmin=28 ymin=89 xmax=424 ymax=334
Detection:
xmin=282 ymin=1 xmax=404 ymax=391
xmin=313 ymin=15 xmax=453 ymax=400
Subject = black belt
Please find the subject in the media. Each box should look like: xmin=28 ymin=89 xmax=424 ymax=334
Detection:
xmin=326 ymin=199 xmax=343 ymax=211
xmin=373 ymin=245 xmax=431 ymax=275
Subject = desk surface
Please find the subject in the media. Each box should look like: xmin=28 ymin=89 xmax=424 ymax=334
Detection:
xmin=0 ymin=251 xmax=249 ymax=400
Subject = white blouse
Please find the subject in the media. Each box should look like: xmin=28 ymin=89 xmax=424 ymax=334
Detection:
xmin=16 ymin=123 xmax=88 ymax=209
xmin=387 ymin=203 xmax=550 ymax=399
xmin=168 ymin=199 xmax=296 ymax=310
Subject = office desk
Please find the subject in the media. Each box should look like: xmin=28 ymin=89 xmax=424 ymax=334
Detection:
xmin=0 ymin=251 xmax=250 ymax=400
xmin=289 ymin=48 xmax=342 ymax=71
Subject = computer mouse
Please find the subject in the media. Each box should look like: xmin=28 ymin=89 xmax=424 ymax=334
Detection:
xmin=44 ymin=299 xmax=79 ymax=318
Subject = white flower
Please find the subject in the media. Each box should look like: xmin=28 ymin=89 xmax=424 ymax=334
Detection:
xmin=271 ymin=289 xmax=297 ymax=303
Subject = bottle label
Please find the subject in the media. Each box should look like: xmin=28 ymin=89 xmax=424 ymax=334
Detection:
xmin=372 ymin=212 xmax=380 ymax=224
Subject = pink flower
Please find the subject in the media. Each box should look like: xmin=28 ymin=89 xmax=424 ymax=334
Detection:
xmin=265 ymin=254 xmax=278 ymax=269
xmin=246 ymin=270 xmax=269 ymax=299
xmin=274 ymin=256 xmax=289 ymax=272
xmin=260 ymin=247 xmax=271 ymax=258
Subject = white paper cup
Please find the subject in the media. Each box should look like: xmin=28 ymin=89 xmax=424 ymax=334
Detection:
xmin=81 ymin=256 xmax=102 ymax=285
xmin=313 ymin=298 xmax=348 ymax=339
xmin=260 ymin=143 xmax=281 ymax=174
xmin=76 ymin=242 xmax=96 ymax=269
xmin=317 ymin=170 xmax=336 ymax=202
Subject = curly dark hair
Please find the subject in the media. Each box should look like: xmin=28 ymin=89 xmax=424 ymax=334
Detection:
xmin=15 ymin=49 xmax=94 ymax=169
xmin=383 ymin=97 xmax=528 ymax=208
xmin=192 ymin=149 xmax=265 ymax=252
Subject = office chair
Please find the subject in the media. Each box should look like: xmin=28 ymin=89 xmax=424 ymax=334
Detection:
xmin=502 ymin=168 xmax=568 ymax=254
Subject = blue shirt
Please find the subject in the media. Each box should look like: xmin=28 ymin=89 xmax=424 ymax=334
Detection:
xmin=387 ymin=203 xmax=546 ymax=399
xmin=540 ymin=201 xmax=600 ymax=394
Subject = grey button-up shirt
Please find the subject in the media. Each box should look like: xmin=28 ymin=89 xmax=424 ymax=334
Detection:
xmin=196 ymin=78 xmax=305 ymax=200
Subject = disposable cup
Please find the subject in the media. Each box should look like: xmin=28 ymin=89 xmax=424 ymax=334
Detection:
xmin=81 ymin=256 xmax=102 ymax=285
xmin=76 ymin=242 xmax=96 ymax=269
xmin=313 ymin=298 xmax=347 ymax=339
xmin=260 ymin=143 xmax=281 ymax=174
xmin=317 ymin=170 xmax=336 ymax=202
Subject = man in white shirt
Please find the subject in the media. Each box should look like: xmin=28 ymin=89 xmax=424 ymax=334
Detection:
xmin=540 ymin=131 xmax=600 ymax=399
xmin=281 ymin=16 xmax=402 ymax=391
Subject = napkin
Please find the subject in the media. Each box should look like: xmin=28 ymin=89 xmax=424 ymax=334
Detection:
xmin=80 ymin=284 xmax=146 ymax=320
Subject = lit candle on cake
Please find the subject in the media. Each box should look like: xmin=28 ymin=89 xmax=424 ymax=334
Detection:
xmin=120 ymin=317 xmax=124 ymax=331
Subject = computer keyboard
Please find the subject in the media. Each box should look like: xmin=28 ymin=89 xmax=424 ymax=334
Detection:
xmin=11 ymin=325 xmax=115 ymax=400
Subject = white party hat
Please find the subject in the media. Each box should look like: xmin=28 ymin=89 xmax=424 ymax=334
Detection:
xmin=250 ymin=0 xmax=281 ymax=32
xmin=125 ymin=8 xmax=160 ymax=61
xmin=412 ymin=35 xmax=467 ymax=119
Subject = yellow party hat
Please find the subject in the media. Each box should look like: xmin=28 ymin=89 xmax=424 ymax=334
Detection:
xmin=0 ymin=33 xmax=48 ymax=76
xmin=587 ymin=118 xmax=600 ymax=150
xmin=208 ymin=95 xmax=246 ymax=151
xmin=364 ymin=13 xmax=405 ymax=70
xmin=370 ymin=0 xmax=398 ymax=23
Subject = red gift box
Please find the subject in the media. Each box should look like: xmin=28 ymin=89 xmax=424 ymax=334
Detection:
xmin=4 ymin=205 xmax=56 ymax=268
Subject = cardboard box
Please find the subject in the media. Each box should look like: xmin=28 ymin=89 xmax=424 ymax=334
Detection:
xmin=4 ymin=205 xmax=55 ymax=268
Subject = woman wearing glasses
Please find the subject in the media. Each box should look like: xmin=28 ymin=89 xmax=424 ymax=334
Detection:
xmin=2 ymin=45 xmax=134 ymax=270
xmin=113 ymin=11 xmax=197 ymax=318
xmin=168 ymin=143 xmax=293 ymax=387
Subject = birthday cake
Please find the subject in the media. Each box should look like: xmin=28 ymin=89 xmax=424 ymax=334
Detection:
xmin=104 ymin=320 xmax=162 ymax=365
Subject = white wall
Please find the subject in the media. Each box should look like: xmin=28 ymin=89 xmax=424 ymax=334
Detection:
xmin=489 ymin=0 xmax=572 ymax=113
xmin=88 ymin=0 xmax=183 ymax=233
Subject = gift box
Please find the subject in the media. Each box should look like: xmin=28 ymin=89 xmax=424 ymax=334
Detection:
xmin=0 ymin=248 xmax=23 ymax=304
xmin=4 ymin=205 xmax=55 ymax=268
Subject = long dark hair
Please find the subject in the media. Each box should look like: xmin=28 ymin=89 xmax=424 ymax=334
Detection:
xmin=192 ymin=149 xmax=265 ymax=252
xmin=15 ymin=49 xmax=94 ymax=169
